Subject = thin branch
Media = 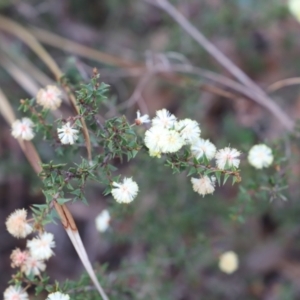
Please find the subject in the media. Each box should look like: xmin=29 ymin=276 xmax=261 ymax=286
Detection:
xmin=30 ymin=21 xmax=293 ymax=130
xmin=0 ymin=41 xmax=53 ymax=87
xmin=53 ymin=201 xmax=109 ymax=300
xmin=0 ymin=53 xmax=40 ymax=96
xmin=114 ymin=62 xmax=291 ymax=123
xmin=100 ymin=63 xmax=257 ymax=99
xmin=144 ymin=0 xmax=260 ymax=93
xmin=30 ymin=26 xmax=141 ymax=69
xmin=143 ymin=0 xmax=294 ymax=131
xmin=201 ymin=84 xmax=243 ymax=101
xmin=118 ymin=72 xmax=153 ymax=111
xmin=268 ymin=77 xmax=300 ymax=92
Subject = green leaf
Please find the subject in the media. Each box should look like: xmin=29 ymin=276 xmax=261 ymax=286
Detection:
xmin=215 ymin=171 xmax=221 ymax=186
xmin=42 ymin=191 xmax=54 ymax=202
xmin=66 ymin=183 xmax=74 ymax=190
xmin=81 ymin=195 xmax=88 ymax=205
xmin=103 ymin=186 xmax=111 ymax=196
xmin=187 ymin=167 xmax=197 ymax=177
xmin=223 ymin=173 xmax=230 ymax=186
xmin=35 ymin=285 xmax=45 ymax=294
xmin=56 ymin=198 xmax=72 ymax=205
xmin=131 ymin=149 xmax=139 ymax=158
xmin=237 ymin=215 xmax=245 ymax=223
xmin=239 ymin=185 xmax=247 ymax=194
xmin=70 ymin=189 xmax=81 ymax=196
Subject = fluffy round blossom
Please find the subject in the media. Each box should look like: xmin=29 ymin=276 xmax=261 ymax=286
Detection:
xmin=144 ymin=125 xmax=169 ymax=155
xmin=248 ymin=144 xmax=274 ymax=169
xmin=135 ymin=110 xmax=150 ymax=125
xmin=191 ymin=176 xmax=216 ymax=197
xmin=6 ymin=209 xmax=33 ymax=238
xmin=162 ymin=130 xmax=184 ymax=153
xmin=111 ymin=177 xmax=139 ymax=204
xmin=10 ymin=248 xmax=29 ymax=268
xmin=11 ymin=118 xmax=35 ymax=141
xmin=144 ymin=126 xmax=184 ymax=155
xmin=4 ymin=285 xmax=29 ymax=300
xmin=191 ymin=138 xmax=216 ymax=160
xmin=57 ymin=122 xmax=79 ymax=145
xmin=288 ymin=0 xmax=300 ymax=22
xmin=46 ymin=292 xmax=70 ymax=300
xmin=218 ymin=251 xmax=239 ymax=274
xmin=21 ymin=256 xmax=46 ymax=276
xmin=175 ymin=119 xmax=201 ymax=144
xmin=27 ymin=232 xmax=55 ymax=260
xmin=215 ymin=147 xmax=241 ymax=170
xmin=95 ymin=210 xmax=110 ymax=232
xmin=36 ymin=85 xmax=62 ymax=110
xmin=152 ymin=108 xmax=176 ymax=129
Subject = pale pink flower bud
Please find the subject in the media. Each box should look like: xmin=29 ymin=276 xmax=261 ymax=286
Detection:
xmin=36 ymin=85 xmax=62 ymax=110
xmin=215 ymin=147 xmax=241 ymax=170
xmin=10 ymin=248 xmax=29 ymax=268
xmin=21 ymin=255 xmax=46 ymax=276
xmin=4 ymin=285 xmax=29 ymax=300
xmin=191 ymin=176 xmax=216 ymax=197
xmin=11 ymin=118 xmax=35 ymax=141
xmin=5 ymin=209 xmax=33 ymax=238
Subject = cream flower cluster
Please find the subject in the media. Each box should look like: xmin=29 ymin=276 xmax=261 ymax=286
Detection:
xmin=5 ymin=208 xmax=57 ymax=296
xmin=11 ymin=85 xmax=63 ymax=141
xmin=10 ymin=248 xmax=46 ymax=276
xmin=5 ymin=209 xmax=55 ymax=259
xmin=190 ymin=146 xmax=241 ymax=197
xmin=4 ymin=207 xmax=63 ymax=300
xmin=8 ymin=231 xmax=55 ymax=273
xmin=10 ymin=84 xmax=79 ymax=144
xmin=143 ymin=109 xmax=241 ymax=166
xmin=144 ymin=109 xmax=201 ymax=157
xmin=11 ymin=118 xmax=80 ymax=145
xmin=5 ymin=235 xmax=55 ymax=298
xmin=142 ymin=108 xmax=241 ymax=197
